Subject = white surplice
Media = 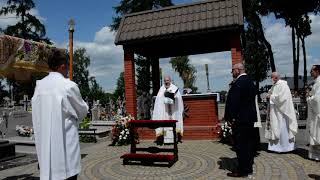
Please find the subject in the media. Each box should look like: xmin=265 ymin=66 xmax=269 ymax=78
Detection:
xmin=152 ymin=84 xmax=184 ymax=143
xmin=307 ymin=76 xmax=320 ymax=160
xmin=267 ymin=80 xmax=298 ymax=152
xmin=32 ymin=72 xmax=88 ymax=180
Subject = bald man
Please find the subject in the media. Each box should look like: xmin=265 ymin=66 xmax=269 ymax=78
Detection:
xmin=225 ymin=63 xmax=257 ymax=177
xmin=267 ymin=72 xmax=298 ymax=153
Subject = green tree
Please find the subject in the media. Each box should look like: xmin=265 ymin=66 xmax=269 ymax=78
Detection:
xmin=114 ymin=72 xmax=125 ymax=101
xmin=110 ymin=0 xmax=173 ymax=31
xmin=244 ymin=25 xmax=270 ymax=99
xmin=73 ymin=48 xmax=91 ymax=99
xmin=170 ymin=56 xmax=198 ymax=93
xmin=88 ymin=77 xmax=106 ymax=103
xmin=0 ymin=0 xmax=51 ymax=43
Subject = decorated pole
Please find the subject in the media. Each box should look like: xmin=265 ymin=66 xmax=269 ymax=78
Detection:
xmin=205 ymin=64 xmax=211 ymax=92
xmin=68 ymin=19 xmax=75 ymax=80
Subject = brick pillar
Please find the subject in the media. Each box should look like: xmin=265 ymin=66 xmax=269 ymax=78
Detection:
xmin=124 ymin=48 xmax=137 ymax=119
xmin=230 ymin=33 xmax=243 ymax=65
xmin=151 ymin=57 xmax=160 ymax=96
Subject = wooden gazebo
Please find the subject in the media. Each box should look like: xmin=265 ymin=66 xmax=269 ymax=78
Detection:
xmin=115 ymin=0 xmax=244 ymax=139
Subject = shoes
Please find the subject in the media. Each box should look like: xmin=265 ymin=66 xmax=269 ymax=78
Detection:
xmin=227 ymin=172 xmax=249 ymax=178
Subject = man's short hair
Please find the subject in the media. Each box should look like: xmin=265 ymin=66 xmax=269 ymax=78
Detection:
xmin=48 ymin=49 xmax=68 ymax=71
xmin=313 ymin=64 xmax=320 ymax=73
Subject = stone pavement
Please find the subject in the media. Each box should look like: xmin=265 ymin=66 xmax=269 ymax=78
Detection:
xmin=0 ymin=140 xmax=319 ymax=180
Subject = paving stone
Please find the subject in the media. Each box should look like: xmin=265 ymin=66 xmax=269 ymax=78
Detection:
xmin=0 ymin=140 xmax=319 ymax=179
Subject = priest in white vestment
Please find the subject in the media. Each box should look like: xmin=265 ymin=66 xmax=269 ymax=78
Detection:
xmin=267 ymin=72 xmax=298 ymax=153
xmin=152 ymin=75 xmax=184 ymax=144
xmin=32 ymin=50 xmax=88 ymax=180
xmin=307 ymin=65 xmax=320 ymax=160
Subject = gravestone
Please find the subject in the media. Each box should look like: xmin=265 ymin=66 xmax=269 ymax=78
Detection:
xmin=6 ymin=109 xmax=32 ymax=138
xmin=137 ymin=92 xmax=152 ymax=119
xmin=91 ymin=100 xmax=102 ymax=121
xmin=19 ymin=95 xmax=31 ymax=112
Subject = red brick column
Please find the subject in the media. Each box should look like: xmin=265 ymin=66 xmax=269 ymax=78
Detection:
xmin=151 ymin=58 xmax=160 ymax=96
xmin=230 ymin=33 xmax=243 ymax=65
xmin=124 ymin=48 xmax=137 ymax=119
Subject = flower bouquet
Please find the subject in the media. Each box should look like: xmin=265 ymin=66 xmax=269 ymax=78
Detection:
xmin=219 ymin=121 xmax=233 ymax=145
xmin=110 ymin=114 xmax=138 ymax=146
xmin=16 ymin=125 xmax=33 ymax=137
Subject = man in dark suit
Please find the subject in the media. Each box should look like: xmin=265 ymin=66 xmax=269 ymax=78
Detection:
xmin=225 ymin=63 xmax=257 ymax=178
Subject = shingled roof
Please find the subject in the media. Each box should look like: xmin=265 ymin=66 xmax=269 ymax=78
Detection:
xmin=115 ymin=0 xmax=243 ymax=45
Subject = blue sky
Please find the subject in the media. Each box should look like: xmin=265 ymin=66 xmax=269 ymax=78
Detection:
xmin=1 ymin=0 xmax=320 ymax=93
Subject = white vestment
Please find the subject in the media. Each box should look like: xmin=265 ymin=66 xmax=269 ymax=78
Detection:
xmin=152 ymin=84 xmax=184 ymax=143
xmin=32 ymin=72 xmax=88 ymax=180
xmin=307 ymin=76 xmax=320 ymax=160
xmin=267 ymin=80 xmax=298 ymax=152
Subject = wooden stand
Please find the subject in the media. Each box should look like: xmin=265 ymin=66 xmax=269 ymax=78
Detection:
xmin=120 ymin=120 xmax=178 ymax=167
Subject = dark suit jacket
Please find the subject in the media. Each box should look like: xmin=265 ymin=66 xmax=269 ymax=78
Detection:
xmin=225 ymin=74 xmax=257 ymax=126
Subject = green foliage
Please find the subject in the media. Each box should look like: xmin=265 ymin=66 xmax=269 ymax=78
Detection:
xmin=79 ymin=117 xmax=91 ymax=130
xmin=73 ymin=48 xmax=90 ymax=98
xmin=170 ymin=56 xmax=198 ymax=93
xmin=111 ymin=0 xmax=173 ymax=31
xmin=135 ymin=56 xmax=151 ymax=95
xmin=79 ymin=117 xmax=96 ymax=143
xmin=0 ymin=0 xmax=51 ymax=43
xmin=113 ymin=72 xmax=125 ymax=101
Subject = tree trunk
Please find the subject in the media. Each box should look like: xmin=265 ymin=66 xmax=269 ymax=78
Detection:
xmin=253 ymin=13 xmax=276 ymax=72
xmin=292 ymin=27 xmax=298 ymax=92
xmin=302 ymin=37 xmax=307 ymax=87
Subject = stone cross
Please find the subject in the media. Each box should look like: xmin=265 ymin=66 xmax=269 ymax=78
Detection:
xmin=20 ymin=95 xmax=30 ymax=111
